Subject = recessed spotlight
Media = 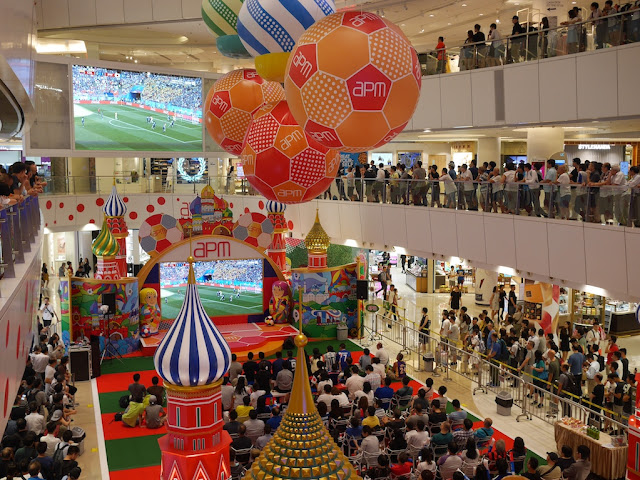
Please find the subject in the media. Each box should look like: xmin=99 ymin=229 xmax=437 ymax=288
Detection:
xmin=496 ymin=19 xmax=500 ymax=23
xmin=420 ymin=27 xmax=425 ymax=33
xmin=479 ymin=13 xmax=484 ymax=15
xmin=448 ymin=22 xmax=452 ymax=25
xmin=423 ymin=129 xmax=432 ymax=133
xmin=401 ymin=23 xmax=406 ymax=26
xmin=429 ymin=14 xmax=435 ymax=17
xmin=461 ymin=3 xmax=467 ymax=6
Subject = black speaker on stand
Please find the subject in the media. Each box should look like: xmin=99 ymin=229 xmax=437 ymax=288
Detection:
xmin=356 ymin=280 xmax=369 ymax=300
xmin=90 ymin=335 xmax=101 ymax=378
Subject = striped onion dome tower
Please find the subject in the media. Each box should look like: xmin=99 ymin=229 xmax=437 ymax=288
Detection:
xmin=243 ymin=329 xmax=362 ymax=480
xmin=153 ymin=255 xmax=233 ymax=480
xmin=103 ymin=183 xmax=128 ymax=278
xmin=91 ymin=221 xmax=121 ymax=280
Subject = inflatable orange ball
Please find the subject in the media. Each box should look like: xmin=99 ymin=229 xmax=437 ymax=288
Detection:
xmin=284 ymin=12 xmax=421 ymax=153
xmin=241 ymin=100 xmax=340 ymax=204
xmin=204 ymin=69 xmax=285 ymax=155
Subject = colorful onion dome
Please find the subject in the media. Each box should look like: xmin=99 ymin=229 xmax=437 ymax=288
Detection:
xmin=223 ymin=207 xmax=233 ymax=219
xmin=201 ymin=184 xmax=216 ymax=199
xmin=265 ymin=200 xmax=286 ymax=214
xmin=304 ymin=209 xmax=330 ymax=253
xmin=190 ymin=195 xmax=202 ymax=215
xmin=92 ymin=221 xmax=120 ymax=257
xmin=154 ymin=257 xmax=232 ymax=386
xmin=213 ymin=195 xmax=226 ymax=210
xmin=103 ymin=184 xmax=127 ymax=217
xmin=243 ymin=332 xmax=362 ymax=480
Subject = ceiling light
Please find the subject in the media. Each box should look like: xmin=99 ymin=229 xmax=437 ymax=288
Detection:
xmin=420 ymin=27 xmax=425 ymax=33
xmin=496 ymin=19 xmax=500 ymax=23
xmin=430 ymin=13 xmax=435 ymax=17
xmin=423 ymin=129 xmax=432 ymax=133
xmin=35 ymin=39 xmax=87 ymax=54
xmin=134 ymin=59 xmax=138 ymax=63
xmin=401 ymin=23 xmax=406 ymax=26
xmin=461 ymin=3 xmax=467 ymax=6
xmin=514 ymin=2 xmax=519 ymax=4
xmin=479 ymin=13 xmax=484 ymax=15
xmin=448 ymin=22 xmax=452 ymax=25
xmin=380 ymin=8 xmax=385 ymax=17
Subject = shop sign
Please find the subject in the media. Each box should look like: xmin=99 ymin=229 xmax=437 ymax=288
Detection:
xmin=365 ymin=304 xmax=380 ymax=313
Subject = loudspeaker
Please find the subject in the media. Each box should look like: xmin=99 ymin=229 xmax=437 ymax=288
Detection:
xmin=102 ymin=293 xmax=116 ymax=315
xmin=90 ymin=335 xmax=101 ymax=378
xmin=356 ymin=280 xmax=368 ymax=300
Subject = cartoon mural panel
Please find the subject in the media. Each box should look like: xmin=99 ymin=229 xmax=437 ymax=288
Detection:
xmin=291 ymin=263 xmax=358 ymax=338
xmin=268 ymin=280 xmax=291 ymax=324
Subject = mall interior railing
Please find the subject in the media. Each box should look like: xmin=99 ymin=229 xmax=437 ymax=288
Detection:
xmin=360 ymin=310 xmax=630 ymax=440
xmin=0 ymin=197 xmax=41 ymax=285
xmin=417 ymin=9 xmax=640 ymax=75
xmin=40 ymin=174 xmax=640 ymax=228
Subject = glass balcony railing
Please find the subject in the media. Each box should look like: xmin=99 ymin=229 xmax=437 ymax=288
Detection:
xmin=0 ymin=196 xmax=41 ymax=282
xmin=39 ymin=175 xmax=640 ymax=228
xmin=417 ymin=9 xmax=640 ymax=75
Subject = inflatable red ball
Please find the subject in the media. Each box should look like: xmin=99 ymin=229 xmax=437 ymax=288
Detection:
xmin=241 ymin=100 xmax=340 ymax=204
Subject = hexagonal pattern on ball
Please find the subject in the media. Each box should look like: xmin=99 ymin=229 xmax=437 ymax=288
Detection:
xmin=240 ymin=100 xmax=340 ymax=204
xmin=138 ymin=213 xmax=184 ymax=256
xmin=284 ymin=11 xmax=421 ymax=152
xmin=204 ymin=68 xmax=285 ymax=155
xmin=232 ymin=212 xmax=274 ymax=250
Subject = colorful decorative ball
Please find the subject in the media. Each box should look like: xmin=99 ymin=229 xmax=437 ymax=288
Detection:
xmin=233 ymin=212 xmax=274 ymax=250
xmin=255 ymin=52 xmax=292 ymax=83
xmin=237 ymin=0 xmax=335 ymax=57
xmin=201 ymin=0 xmax=243 ymax=37
xmin=216 ymin=34 xmax=251 ymax=59
xmin=204 ymin=69 xmax=285 ymax=155
xmin=139 ymin=214 xmax=184 ymax=256
xmin=241 ymin=100 xmax=340 ymax=204
xmin=141 ymin=324 xmax=151 ymax=338
xmin=284 ymin=11 xmax=422 ymax=152
xmin=265 ymin=316 xmax=275 ymax=326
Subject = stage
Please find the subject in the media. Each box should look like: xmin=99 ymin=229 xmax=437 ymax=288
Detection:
xmin=139 ymin=322 xmax=299 ymax=360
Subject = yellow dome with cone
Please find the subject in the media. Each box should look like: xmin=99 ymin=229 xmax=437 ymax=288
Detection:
xmin=92 ymin=220 xmax=120 ymax=258
xmin=304 ymin=210 xmax=330 ymax=254
xmin=243 ymin=329 xmax=362 ymax=480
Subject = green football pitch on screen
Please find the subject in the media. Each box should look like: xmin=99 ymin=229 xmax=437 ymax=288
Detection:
xmin=159 ymin=285 xmax=264 ymax=319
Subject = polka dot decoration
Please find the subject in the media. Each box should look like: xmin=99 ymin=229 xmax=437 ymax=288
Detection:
xmin=130 ymin=212 xmax=138 ymax=220
xmin=158 ymin=197 xmax=166 ymax=205
xmin=284 ymin=11 xmax=421 ymax=152
xmin=147 ymin=205 xmax=155 ymax=213
xmin=77 ymin=204 xmax=85 ymax=212
xmin=258 ymin=200 xmax=265 ymax=210
xmin=68 ymin=215 xmax=74 ymax=221
xmin=288 ymin=220 xmax=294 ymax=230
xmin=241 ymin=99 xmax=339 ymax=204
xmin=96 ymin=198 xmax=105 ymax=207
xmin=46 ymin=200 xmax=52 ymax=209
xmin=59 ymin=202 xmax=64 ymax=209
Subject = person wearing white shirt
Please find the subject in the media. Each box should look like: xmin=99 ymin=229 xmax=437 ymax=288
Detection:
xmin=610 ymin=165 xmax=628 ymax=225
xmin=502 ymin=163 xmax=518 ymax=213
xmin=440 ymin=168 xmax=457 ymax=208
xmin=489 ymin=167 xmax=504 ymax=213
xmin=627 ymin=166 xmax=640 ymax=227
xmin=371 ymin=358 xmax=386 ymax=382
xmin=448 ymin=321 xmax=460 ymax=364
xmin=524 ymin=163 xmax=542 ymax=216
xmin=25 ymin=403 xmax=46 ymax=435
xmin=542 ymin=159 xmax=558 ymax=216
xmin=457 ymin=165 xmax=475 ymax=210
xmin=30 ymin=347 xmax=50 ymax=381
xmin=584 ymin=354 xmax=600 ymax=395
xmin=556 ymin=165 xmax=572 ymax=219
xmin=317 ymin=378 xmax=333 ymax=393
xmin=39 ymin=297 xmax=55 ymax=329
xmin=406 ymin=420 xmax=430 ymax=451
xmin=375 ymin=343 xmax=389 ymax=366
xmin=249 ymin=386 xmax=266 ymax=409
xmin=44 ymin=358 xmax=57 ymax=385
xmin=488 ymin=23 xmax=504 ymax=66
xmin=333 ymin=390 xmax=350 ymax=407
xmin=353 ymin=388 xmax=375 ymax=406
xmin=317 ymin=384 xmax=334 ymax=408
xmin=373 ymin=163 xmax=386 ymax=202
xmin=221 ymin=379 xmax=234 ymax=411
xmin=345 ymin=369 xmax=365 ymax=397
xmin=363 ymin=366 xmax=381 ymax=391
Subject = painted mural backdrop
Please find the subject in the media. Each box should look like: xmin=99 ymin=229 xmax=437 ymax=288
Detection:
xmin=59 ymin=280 xmax=70 ymax=348
xmin=70 ymin=279 xmax=140 ymax=354
xmin=291 ymin=263 xmax=358 ymax=338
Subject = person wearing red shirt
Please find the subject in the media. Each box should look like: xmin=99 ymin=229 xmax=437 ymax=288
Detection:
xmin=390 ymin=452 xmax=413 ymax=477
xmin=605 ymin=335 xmax=619 ymax=364
xmin=436 ymin=37 xmax=446 ymax=74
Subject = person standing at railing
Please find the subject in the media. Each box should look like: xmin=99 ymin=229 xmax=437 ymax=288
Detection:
xmin=522 ymin=163 xmax=542 ymax=216
xmin=461 ymin=31 xmax=475 ymax=71
xmin=429 ymin=165 xmax=441 ymax=207
xmin=593 ymin=162 xmax=613 ymax=223
xmin=488 ymin=24 xmax=504 ymax=66
xmin=510 ymin=16 xmax=526 ymax=63
xmin=540 ymin=159 xmax=558 ymax=217
xmin=412 ymin=160 xmax=428 ymax=206
xmin=472 ymin=25 xmax=487 ymax=68
xmin=441 ymin=168 xmax=457 ymax=209
xmin=436 ymin=37 xmax=447 ymax=74
xmin=538 ymin=18 xmax=550 ymax=59
xmin=589 ymin=2 xmax=606 ymax=48
xmin=609 ymin=164 xmax=628 ymax=225
xmin=603 ymin=0 xmax=621 ymax=45
xmin=457 ymin=164 xmax=475 ymax=210
xmin=628 ymin=166 xmax=640 ymax=226
xmin=399 ymin=164 xmax=411 ymax=205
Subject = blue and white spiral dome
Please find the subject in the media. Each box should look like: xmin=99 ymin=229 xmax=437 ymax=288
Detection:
xmin=236 ymin=0 xmax=336 ymax=57
xmin=265 ymin=200 xmax=286 ymax=214
xmin=154 ymin=260 xmax=232 ymax=386
xmin=103 ymin=185 xmax=127 ymax=217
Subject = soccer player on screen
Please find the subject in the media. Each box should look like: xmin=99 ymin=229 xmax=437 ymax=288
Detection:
xmin=163 ymin=123 xmax=166 ymax=132
xmin=115 ymin=112 xmax=118 ymax=120
xmin=229 ymin=296 xmax=233 ymax=302
xmin=152 ymin=121 xmax=156 ymax=130
xmin=170 ymin=119 xmax=174 ymax=127
xmin=81 ymin=117 xmax=85 ymax=127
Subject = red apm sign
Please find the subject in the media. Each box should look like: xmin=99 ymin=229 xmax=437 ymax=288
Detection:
xmin=192 ymin=240 xmax=231 ymax=259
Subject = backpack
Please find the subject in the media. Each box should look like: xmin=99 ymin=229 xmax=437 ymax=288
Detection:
xmin=114 ymin=412 xmax=123 ymax=422
xmin=119 ymin=395 xmax=130 ymax=409
xmin=25 ymin=388 xmax=38 ymax=405
xmin=52 ymin=443 xmax=67 ymax=480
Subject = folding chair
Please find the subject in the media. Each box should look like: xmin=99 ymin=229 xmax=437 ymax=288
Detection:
xmin=231 ymin=447 xmax=253 ymax=466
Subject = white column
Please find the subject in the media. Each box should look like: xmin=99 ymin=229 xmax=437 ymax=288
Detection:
xmin=527 ymin=127 xmax=565 ymax=162
xmin=477 ymin=137 xmax=501 ymax=166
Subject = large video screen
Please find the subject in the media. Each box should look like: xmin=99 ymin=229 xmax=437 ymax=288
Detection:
xmin=159 ymin=260 xmax=263 ymax=319
xmin=72 ymin=65 xmax=202 ymax=151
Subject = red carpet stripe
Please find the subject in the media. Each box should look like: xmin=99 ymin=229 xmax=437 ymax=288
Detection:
xmin=110 ymin=465 xmax=161 ymax=480
xmin=101 ymin=413 xmax=167 ymax=441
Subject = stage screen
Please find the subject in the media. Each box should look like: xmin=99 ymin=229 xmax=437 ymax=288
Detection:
xmin=72 ymin=64 xmax=202 ymax=151
xmin=159 ymin=260 xmax=264 ymax=319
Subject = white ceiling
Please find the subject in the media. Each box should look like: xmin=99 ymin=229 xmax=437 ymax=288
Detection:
xmin=35 ymin=0 xmax=543 ymax=71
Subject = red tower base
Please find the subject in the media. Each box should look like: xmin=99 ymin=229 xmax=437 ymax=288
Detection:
xmin=159 ymin=432 xmax=232 ymax=480
xmin=628 ymin=416 xmax=640 ymax=480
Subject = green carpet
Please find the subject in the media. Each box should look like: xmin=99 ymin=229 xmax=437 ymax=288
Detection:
xmin=105 ymin=434 xmax=164 ymax=471
xmin=100 ymin=356 xmax=155 ymax=375
xmin=99 ymin=391 xmax=130 ymax=414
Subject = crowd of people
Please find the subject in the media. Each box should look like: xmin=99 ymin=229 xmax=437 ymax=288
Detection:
xmin=329 ymin=159 xmax=640 ymax=227
xmin=433 ymin=286 xmax=636 ymax=427
xmin=429 ymin=4 xmax=639 ymax=72
xmin=0 ymin=325 xmax=84 ymax=480
xmin=215 ymin=343 xmax=597 ymax=480
xmin=72 ymin=67 xmax=201 ymax=112
xmin=0 ymin=161 xmax=46 ymax=206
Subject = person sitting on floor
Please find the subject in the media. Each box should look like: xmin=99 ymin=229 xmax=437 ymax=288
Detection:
xmin=147 ymin=376 xmax=165 ymax=406
xmin=144 ymin=395 xmax=166 ymax=429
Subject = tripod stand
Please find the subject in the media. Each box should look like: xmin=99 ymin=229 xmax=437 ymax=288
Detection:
xmin=100 ymin=315 xmax=123 ymax=365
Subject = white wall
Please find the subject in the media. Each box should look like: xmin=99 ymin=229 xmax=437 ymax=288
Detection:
xmin=411 ymin=42 xmax=640 ymax=131
xmin=370 ymin=142 xmax=452 ymax=166
xmin=41 ymin=193 xmax=640 ymax=301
